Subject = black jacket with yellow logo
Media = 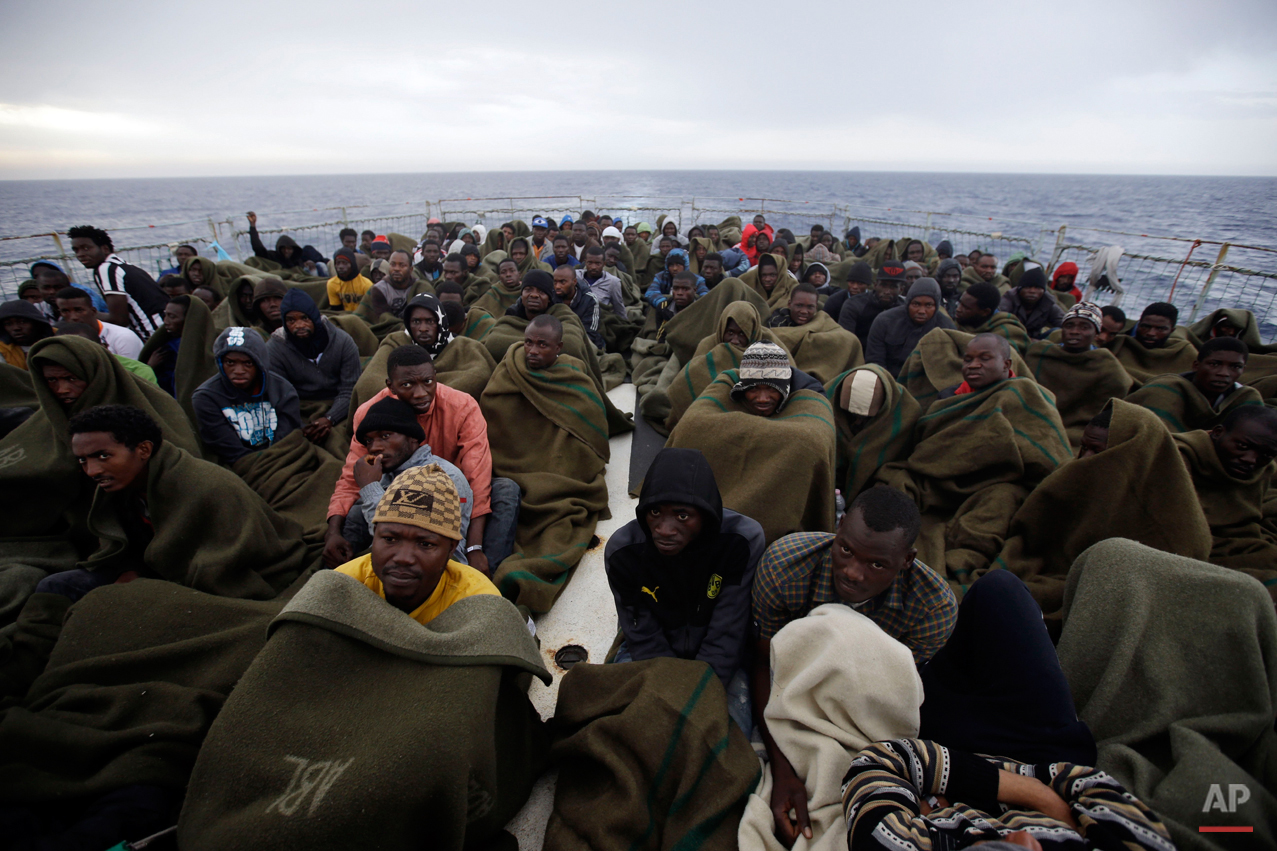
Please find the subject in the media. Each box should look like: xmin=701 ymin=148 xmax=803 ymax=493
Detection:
xmin=605 ymin=448 xmax=765 ymax=685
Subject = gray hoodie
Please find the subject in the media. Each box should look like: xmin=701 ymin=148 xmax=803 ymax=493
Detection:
xmin=266 ymin=317 xmax=361 ymax=424
xmin=865 ymin=277 xmax=956 ymax=377
xmin=191 ymin=326 xmax=302 ymax=464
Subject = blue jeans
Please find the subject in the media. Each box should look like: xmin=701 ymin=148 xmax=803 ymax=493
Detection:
xmin=482 ymin=477 xmax=520 ymax=568
xmin=612 ymin=642 xmax=753 ymax=735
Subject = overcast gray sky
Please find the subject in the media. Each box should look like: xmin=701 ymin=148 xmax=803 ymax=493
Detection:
xmin=1 ymin=0 xmax=1274 ymax=178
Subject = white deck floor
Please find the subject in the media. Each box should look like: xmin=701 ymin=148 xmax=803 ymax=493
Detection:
xmin=505 ymin=382 xmax=639 ymax=849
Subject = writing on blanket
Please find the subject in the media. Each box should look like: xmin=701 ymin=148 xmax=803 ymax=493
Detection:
xmin=266 ymin=755 xmax=355 ymax=817
xmin=0 ymin=445 xmax=24 ymax=471
xmin=1202 ymin=783 xmax=1250 ymax=813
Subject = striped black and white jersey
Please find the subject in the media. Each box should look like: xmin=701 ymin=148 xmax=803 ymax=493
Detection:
xmin=92 ymin=254 xmax=168 ymax=339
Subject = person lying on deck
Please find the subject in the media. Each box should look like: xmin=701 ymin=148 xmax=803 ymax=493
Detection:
xmin=751 ymin=487 xmax=957 ymax=845
xmin=191 ymin=326 xmax=302 ymax=465
xmin=336 ymin=463 xmax=498 ymax=625
xmin=605 ymin=448 xmax=766 ymax=734
xmin=327 ymin=345 xmax=519 ymax=577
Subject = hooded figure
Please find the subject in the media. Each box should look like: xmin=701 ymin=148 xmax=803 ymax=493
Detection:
xmin=865 ymin=277 xmax=957 ymax=376
xmin=604 ymin=448 xmax=765 ymax=694
xmin=267 ymin=288 xmax=361 ymax=428
xmin=999 ymin=266 xmax=1065 ymax=340
xmin=403 ymin=293 xmax=454 ymax=357
xmin=191 ymin=326 xmax=303 ymax=464
xmin=0 ymin=300 xmax=55 ymax=370
xmin=249 ymin=226 xmax=325 ymax=270
xmin=326 ymin=247 xmax=373 ymax=312
xmin=644 ymin=248 xmax=707 ymax=306
xmin=845 ymin=226 xmax=868 ymax=257
xmin=935 ymin=257 xmax=964 ymax=315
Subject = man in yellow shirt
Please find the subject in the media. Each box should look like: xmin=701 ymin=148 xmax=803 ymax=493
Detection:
xmin=336 ymin=462 xmax=497 ymax=624
xmin=326 ymin=247 xmax=373 ymax=312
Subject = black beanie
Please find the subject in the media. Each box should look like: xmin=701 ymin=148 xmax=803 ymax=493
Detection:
xmin=521 ymin=269 xmax=555 ymax=300
xmin=846 ymin=261 xmax=874 ymax=286
xmin=356 ymin=397 xmax=425 ymax=445
xmin=1018 ymin=266 xmax=1047 ymax=291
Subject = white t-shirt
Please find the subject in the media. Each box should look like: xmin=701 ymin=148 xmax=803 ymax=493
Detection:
xmin=97 ymin=320 xmax=144 ymax=360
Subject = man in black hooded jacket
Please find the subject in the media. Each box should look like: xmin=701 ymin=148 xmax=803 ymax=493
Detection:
xmin=605 ymin=447 xmax=765 ymax=732
xmin=246 ymin=211 xmax=328 ymax=272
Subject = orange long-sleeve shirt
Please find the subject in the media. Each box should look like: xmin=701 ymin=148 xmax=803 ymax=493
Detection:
xmin=328 ymin=384 xmax=493 ymax=520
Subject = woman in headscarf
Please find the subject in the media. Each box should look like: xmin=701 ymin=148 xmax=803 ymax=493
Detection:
xmin=864 ymin=276 xmax=956 ymax=376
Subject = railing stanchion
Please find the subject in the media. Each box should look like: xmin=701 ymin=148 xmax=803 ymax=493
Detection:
xmin=1189 ymin=243 xmax=1232 ymax=323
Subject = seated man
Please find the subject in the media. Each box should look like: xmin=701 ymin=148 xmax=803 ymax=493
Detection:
xmin=31 ymin=258 xmax=107 ymax=313
xmin=251 ymin=278 xmax=288 ymax=334
xmin=54 ymin=286 xmax=143 ymax=360
xmin=1106 ymin=301 xmax=1198 ymax=384
xmin=652 ymin=271 xmax=699 ymax=335
xmin=329 ymin=345 xmax=518 ymax=579
xmin=1051 ymin=260 xmax=1082 ymax=305
xmin=266 ymin=289 xmax=361 ymax=451
xmin=145 ymin=296 xmax=190 ymax=395
xmin=822 ymin=260 xmax=875 ymax=321
xmin=645 ymin=247 xmax=707 ymax=308
xmin=1175 ymin=405 xmax=1277 ymax=595
xmin=246 ymin=211 xmax=326 ymax=273
xmin=473 ymin=256 xmax=525 ymax=317
xmin=1022 ymin=302 xmax=1133 ymax=447
xmin=827 ymin=365 xmax=921 ymax=500
xmin=191 ymin=326 xmax=302 ymax=465
xmin=666 ymin=342 xmax=835 ymax=544
xmin=764 ymin=282 xmax=866 ymax=384
xmin=876 ymin=334 xmax=1070 ymax=581
xmin=1097 ymin=304 xmax=1126 ymax=345
xmin=961 ymin=251 xmax=1010 ymax=293
xmin=995 ymin=400 xmax=1214 ymax=623
xmin=173 ymin=461 xmax=547 ymax=850
xmin=1126 ymin=336 xmax=1260 ymax=433
xmin=766 ymin=282 xmax=820 ymax=328
xmin=749 ymin=487 xmax=957 ymax=844
xmin=35 ymin=403 xmax=310 ymax=604
xmin=543 ymin=234 xmax=580 ymax=270
xmin=576 ymin=245 xmax=627 ymax=319
xmin=352 ymin=294 xmax=496 ymax=410
xmin=552 ymin=264 xmax=605 ymax=351
xmin=838 ymin=263 xmax=905 ymax=344
xmin=605 ymin=448 xmax=765 ymax=733
xmin=0 ymin=300 xmax=55 ymax=370
xmin=336 ymin=462 xmax=496 ymax=622
xmin=952 ymin=281 xmax=1031 ymax=353
xmin=865 ymin=277 xmax=955 ymax=377
xmin=480 ymin=315 xmax=629 ymax=611
xmin=998 ymin=266 xmax=1063 ymax=339
xmin=341 ymin=397 xmax=474 ymax=565
xmin=55 ymin=321 xmax=156 ymax=383
xmin=356 ymin=249 xmax=432 ymax=322
xmin=933 ymin=258 xmax=963 ymax=315
xmin=324 ymin=245 xmax=372 ymax=311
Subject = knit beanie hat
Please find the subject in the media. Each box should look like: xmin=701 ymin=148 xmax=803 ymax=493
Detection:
xmin=356 ymin=397 xmax=425 ymax=445
xmin=1018 ymin=266 xmax=1048 ymax=291
xmin=1064 ymin=301 xmax=1103 ymax=333
xmin=846 ymin=261 xmax=875 ymax=287
xmin=252 ymin=277 xmax=288 ymax=304
xmin=730 ymin=341 xmax=792 ymax=408
xmin=521 ymin=269 xmax=555 ymax=300
xmin=372 ymin=464 xmax=463 ymax=541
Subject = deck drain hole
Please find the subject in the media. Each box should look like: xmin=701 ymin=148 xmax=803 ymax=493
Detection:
xmin=554 ymin=645 xmax=588 ymax=669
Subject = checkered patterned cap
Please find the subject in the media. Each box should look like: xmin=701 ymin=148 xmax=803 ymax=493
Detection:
xmin=1064 ymin=301 xmax=1103 ymax=333
xmin=372 ymin=464 xmax=463 ymax=541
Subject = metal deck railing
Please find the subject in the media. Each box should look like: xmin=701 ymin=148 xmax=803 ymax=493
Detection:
xmin=3 ymin=195 xmax=1275 ymax=338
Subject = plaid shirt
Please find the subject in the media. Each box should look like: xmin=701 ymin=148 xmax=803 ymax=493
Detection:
xmin=752 ymin=531 xmax=957 ymax=665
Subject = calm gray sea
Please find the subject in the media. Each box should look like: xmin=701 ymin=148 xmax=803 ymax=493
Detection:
xmin=2 ymin=170 xmax=1274 ymax=248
